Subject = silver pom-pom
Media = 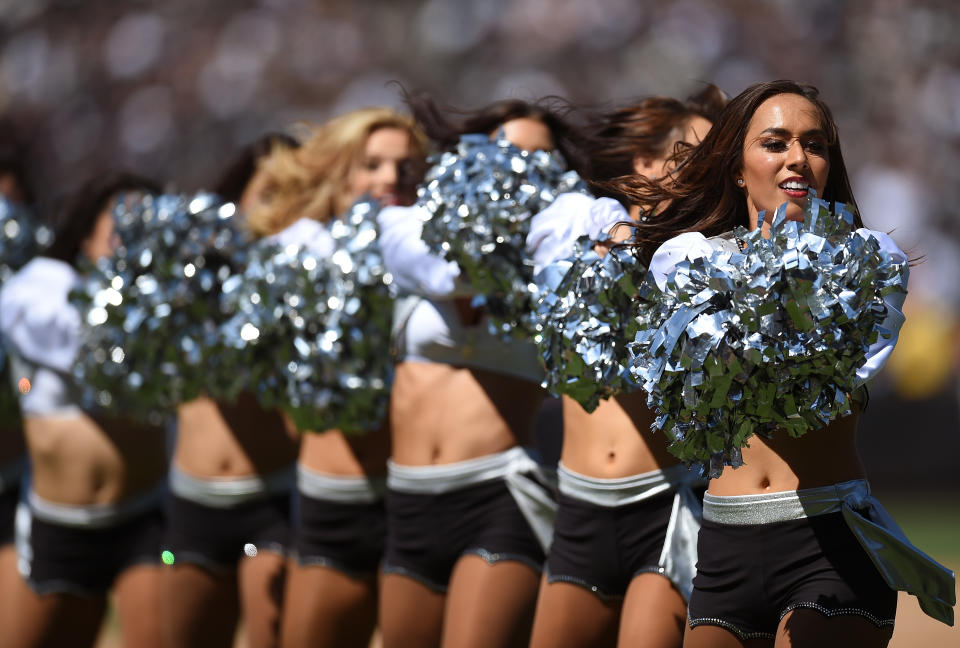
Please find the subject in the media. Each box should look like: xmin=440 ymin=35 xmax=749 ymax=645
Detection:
xmin=418 ymin=132 xmax=588 ymax=338
xmin=535 ymin=236 xmax=646 ymax=411
xmin=628 ymin=197 xmax=907 ymax=478
xmin=220 ymin=199 xmax=393 ymax=434
xmin=70 ymin=193 xmax=250 ymax=423
xmin=1 ymin=198 xmax=49 ymax=424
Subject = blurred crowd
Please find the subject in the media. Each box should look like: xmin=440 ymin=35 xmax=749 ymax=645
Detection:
xmin=2 ymin=0 xmax=959 ymax=488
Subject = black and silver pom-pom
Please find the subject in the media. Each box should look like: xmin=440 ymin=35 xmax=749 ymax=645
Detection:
xmin=1 ymin=198 xmax=50 ymax=425
xmin=535 ymin=237 xmax=647 ymax=411
xmin=418 ymin=132 xmax=588 ymax=338
xmin=220 ymin=199 xmax=393 ymax=434
xmin=70 ymin=193 xmax=250 ymax=423
xmin=628 ymin=198 xmax=907 ymax=477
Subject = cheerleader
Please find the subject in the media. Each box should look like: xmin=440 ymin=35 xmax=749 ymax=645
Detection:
xmin=526 ymin=87 xmax=724 ymax=648
xmin=0 ymin=139 xmax=34 ymax=643
xmin=240 ymin=108 xmax=427 ymax=648
xmin=376 ymin=97 xmax=587 ymax=648
xmin=161 ymin=133 xmax=306 ymax=648
xmin=0 ymin=173 xmax=167 ymax=648
xmin=617 ymin=80 xmax=955 ymax=647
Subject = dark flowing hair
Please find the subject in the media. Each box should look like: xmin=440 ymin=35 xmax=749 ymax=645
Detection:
xmin=214 ymin=132 xmax=299 ymax=204
xmin=586 ymin=84 xmax=727 ymax=204
xmin=403 ymin=91 xmax=590 ymax=177
xmin=609 ymin=80 xmax=860 ymax=263
xmin=46 ymin=172 xmax=161 ymax=267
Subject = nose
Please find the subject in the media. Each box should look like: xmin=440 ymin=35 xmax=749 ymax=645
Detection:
xmin=786 ymin=139 xmax=809 ymax=171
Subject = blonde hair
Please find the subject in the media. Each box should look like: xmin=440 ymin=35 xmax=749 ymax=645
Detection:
xmin=246 ymin=107 xmax=429 ymax=237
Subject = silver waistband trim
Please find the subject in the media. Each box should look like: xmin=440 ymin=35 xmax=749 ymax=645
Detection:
xmin=388 ymin=446 xmax=559 ymax=552
xmin=557 ymin=463 xmax=702 ymax=508
xmin=703 ymin=480 xmax=956 ymax=626
xmin=0 ymin=457 xmax=25 ymax=493
xmin=28 ymin=482 xmax=164 ymax=529
xmin=297 ymin=464 xmax=385 ymax=504
xmin=170 ymin=464 xmax=294 ymax=509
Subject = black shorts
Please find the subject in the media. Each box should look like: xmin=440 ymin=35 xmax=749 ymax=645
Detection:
xmin=384 ymin=478 xmax=545 ymax=592
xmin=0 ymin=482 xmax=18 ymax=546
xmin=546 ymin=489 xmax=676 ymax=599
xmin=164 ymin=491 xmax=290 ymax=572
xmin=688 ymin=512 xmax=897 ymax=640
xmin=291 ymin=490 xmax=385 ymax=578
xmin=22 ymin=505 xmax=163 ymax=596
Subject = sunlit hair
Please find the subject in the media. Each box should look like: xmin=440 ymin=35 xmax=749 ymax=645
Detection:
xmin=587 ymin=84 xmax=727 ymax=204
xmin=607 ymin=80 xmax=861 ymax=263
xmin=245 ymin=107 xmax=429 ymax=237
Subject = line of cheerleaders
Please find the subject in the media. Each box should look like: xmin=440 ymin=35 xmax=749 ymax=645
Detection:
xmin=0 ymin=80 xmax=955 ymax=648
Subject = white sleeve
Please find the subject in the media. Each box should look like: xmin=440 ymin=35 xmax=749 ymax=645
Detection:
xmin=648 ymin=232 xmax=715 ymax=291
xmin=265 ymin=218 xmax=336 ymax=258
xmin=377 ymin=205 xmax=471 ymax=298
xmin=526 ymin=194 xmax=628 ymax=275
xmin=853 ymin=228 xmax=909 ymax=386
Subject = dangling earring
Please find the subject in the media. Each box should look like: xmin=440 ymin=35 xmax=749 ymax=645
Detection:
xmin=736 ymin=178 xmax=744 ymax=186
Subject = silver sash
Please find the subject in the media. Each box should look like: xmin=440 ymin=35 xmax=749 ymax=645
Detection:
xmin=558 ymin=463 xmax=703 ymax=600
xmin=703 ymin=480 xmax=956 ymax=626
xmin=27 ymin=482 xmax=164 ymax=528
xmin=297 ymin=464 xmax=386 ymax=504
xmin=387 ymin=446 xmax=558 ymax=551
xmin=169 ymin=464 xmax=294 ymax=509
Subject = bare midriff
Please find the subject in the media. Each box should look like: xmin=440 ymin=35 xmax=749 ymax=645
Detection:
xmin=298 ymin=426 xmax=390 ymax=478
xmin=25 ymin=414 xmax=166 ymax=506
xmin=706 ymin=412 xmax=865 ymax=496
xmin=174 ymin=394 xmax=300 ymax=478
xmin=560 ymin=391 xmax=680 ymax=479
xmin=389 ymin=361 xmax=544 ymax=466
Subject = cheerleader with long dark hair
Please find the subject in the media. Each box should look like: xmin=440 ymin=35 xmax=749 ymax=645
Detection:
xmin=376 ymin=96 xmax=588 ymax=648
xmin=1 ymin=173 xmax=166 ymax=648
xmin=616 ymin=80 xmax=955 ymax=647
xmin=526 ymin=86 xmax=724 ymax=648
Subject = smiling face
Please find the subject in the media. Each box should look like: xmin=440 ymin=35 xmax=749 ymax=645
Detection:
xmin=738 ymin=93 xmax=830 ymax=231
xmin=346 ymin=126 xmax=415 ymax=207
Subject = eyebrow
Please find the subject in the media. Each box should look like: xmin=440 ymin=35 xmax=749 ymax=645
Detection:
xmin=760 ymin=127 xmax=828 ymax=139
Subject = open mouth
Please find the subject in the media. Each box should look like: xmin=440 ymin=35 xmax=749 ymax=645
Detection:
xmin=778 ymin=177 xmax=809 ymax=199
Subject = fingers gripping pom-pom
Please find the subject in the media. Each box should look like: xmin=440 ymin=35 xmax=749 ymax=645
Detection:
xmin=628 ymin=197 xmax=907 ymax=478
xmin=418 ymin=132 xmax=588 ymax=339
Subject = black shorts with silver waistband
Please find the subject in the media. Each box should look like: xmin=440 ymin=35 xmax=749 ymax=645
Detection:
xmin=19 ymin=490 xmax=164 ymax=597
xmin=688 ymin=513 xmax=897 ymax=640
xmin=384 ymin=478 xmax=545 ymax=593
xmin=546 ymin=489 xmax=677 ymax=599
xmin=292 ymin=492 xmax=386 ymax=578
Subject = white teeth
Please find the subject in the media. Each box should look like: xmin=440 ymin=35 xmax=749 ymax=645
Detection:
xmin=780 ymin=180 xmax=808 ymax=191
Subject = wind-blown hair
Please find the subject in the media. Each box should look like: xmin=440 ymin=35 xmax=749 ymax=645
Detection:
xmin=608 ymin=80 xmax=860 ymax=262
xmin=245 ymin=107 xmax=429 ymax=237
xmin=586 ymin=84 xmax=727 ymax=204
xmin=404 ymin=92 xmax=590 ymax=177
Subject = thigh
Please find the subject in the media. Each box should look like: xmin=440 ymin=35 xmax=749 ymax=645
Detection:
xmin=9 ymin=579 xmax=107 ymax=648
xmin=161 ymin=563 xmax=239 ymax=648
xmin=530 ymin=576 xmax=620 ymax=648
xmin=281 ymin=561 xmax=378 ymax=648
xmin=0 ymin=544 xmax=20 ymax=641
xmin=379 ymin=572 xmax=445 ymax=648
xmin=238 ymin=550 xmax=287 ymax=648
xmin=618 ymin=572 xmax=687 ymax=648
xmin=441 ymin=554 xmax=541 ymax=648
xmin=776 ymin=609 xmax=894 ymax=648
xmin=113 ymin=563 xmax=163 ymax=648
